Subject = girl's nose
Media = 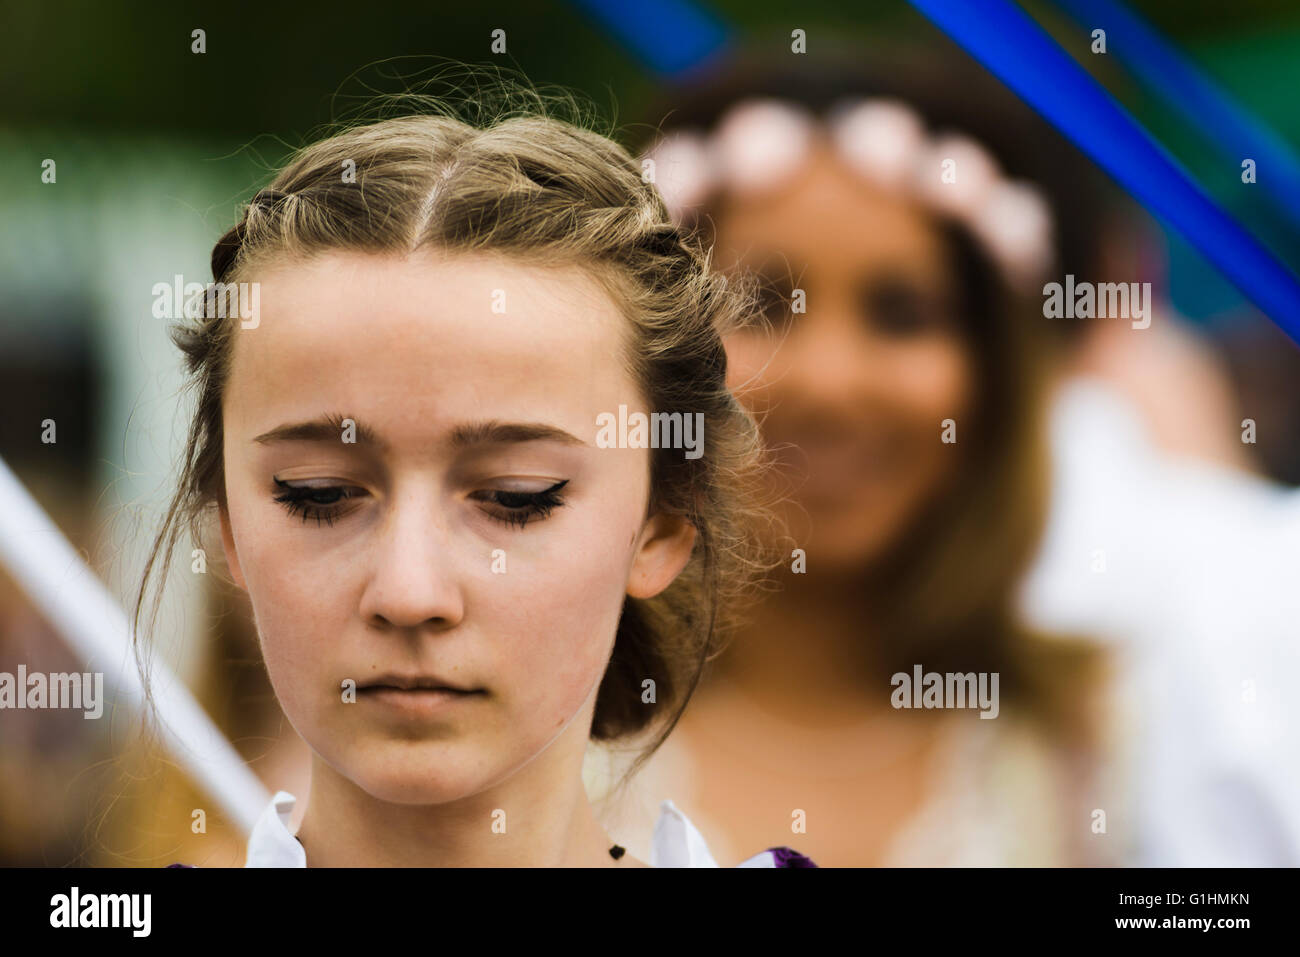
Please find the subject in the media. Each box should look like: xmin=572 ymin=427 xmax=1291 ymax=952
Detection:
xmin=776 ymin=309 xmax=885 ymax=409
xmin=357 ymin=481 xmax=465 ymax=631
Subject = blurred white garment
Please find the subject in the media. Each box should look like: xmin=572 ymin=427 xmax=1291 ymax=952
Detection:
xmin=1019 ymin=376 xmax=1300 ymax=865
xmin=244 ymin=789 xmax=799 ymax=867
xmin=590 ymin=704 xmax=1130 ymax=866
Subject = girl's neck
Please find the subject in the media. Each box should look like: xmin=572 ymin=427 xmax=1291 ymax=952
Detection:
xmin=714 ymin=567 xmax=886 ymax=724
xmin=293 ymin=746 xmax=641 ymax=867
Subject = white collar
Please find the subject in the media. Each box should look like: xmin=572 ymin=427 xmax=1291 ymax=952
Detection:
xmin=244 ymin=790 xmax=777 ymax=867
xmin=244 ymin=791 xmax=305 ymax=868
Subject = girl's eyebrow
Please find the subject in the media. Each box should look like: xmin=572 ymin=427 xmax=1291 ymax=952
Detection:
xmin=251 ymin=413 xmax=588 ymax=451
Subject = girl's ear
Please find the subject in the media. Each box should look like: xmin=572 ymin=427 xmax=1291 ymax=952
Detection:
xmin=626 ymin=512 xmax=697 ymax=599
xmin=218 ymin=499 xmax=248 ymax=592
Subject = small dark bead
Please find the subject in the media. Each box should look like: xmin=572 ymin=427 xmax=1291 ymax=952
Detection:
xmin=609 ymin=844 xmax=626 ymax=860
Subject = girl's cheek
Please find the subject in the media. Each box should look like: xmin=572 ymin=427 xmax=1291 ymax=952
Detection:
xmin=907 ymin=339 xmax=973 ymax=418
xmin=237 ymin=531 xmax=337 ymax=713
xmin=493 ymin=551 xmax=626 ymax=720
xmin=722 ymin=333 xmax=767 ymax=384
xmin=723 ymin=333 xmax=782 ymax=405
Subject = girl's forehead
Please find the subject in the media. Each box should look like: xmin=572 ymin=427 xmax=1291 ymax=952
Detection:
xmin=253 ymin=248 xmax=617 ymax=328
xmin=714 ymin=147 xmax=948 ymax=268
xmin=223 ymin=250 xmax=636 ymax=442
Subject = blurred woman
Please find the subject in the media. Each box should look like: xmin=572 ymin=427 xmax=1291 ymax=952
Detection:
xmin=588 ymin=51 xmax=1125 ymax=866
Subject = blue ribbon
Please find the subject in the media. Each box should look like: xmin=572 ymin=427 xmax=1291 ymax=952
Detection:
xmin=907 ymin=0 xmax=1300 ymax=343
xmin=1054 ymin=0 xmax=1300 ymax=231
xmin=568 ymin=0 xmax=731 ymax=79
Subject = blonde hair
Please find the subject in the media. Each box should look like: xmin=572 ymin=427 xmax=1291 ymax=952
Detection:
xmin=133 ymin=73 xmax=781 ymax=784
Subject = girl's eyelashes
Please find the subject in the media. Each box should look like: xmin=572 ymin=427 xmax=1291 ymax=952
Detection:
xmin=470 ymin=479 xmax=570 ymax=530
xmin=861 ymin=276 xmax=951 ymax=337
xmin=272 ymin=478 xmax=364 ymax=527
xmin=270 ymin=477 xmax=570 ymax=530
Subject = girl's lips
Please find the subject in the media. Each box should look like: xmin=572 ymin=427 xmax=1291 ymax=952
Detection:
xmin=358 ymin=686 xmax=486 ymax=718
xmin=360 ymin=672 xmax=481 ymax=693
xmin=771 ymin=438 xmax=898 ymax=502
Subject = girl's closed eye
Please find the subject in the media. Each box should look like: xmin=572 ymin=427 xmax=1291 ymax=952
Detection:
xmin=271 ymin=477 xmax=571 ymax=530
xmin=471 ymin=478 xmax=569 ymax=530
xmin=272 ymin=478 xmax=365 ymax=527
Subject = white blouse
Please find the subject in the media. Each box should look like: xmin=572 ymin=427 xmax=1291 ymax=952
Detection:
xmin=242 ymin=790 xmax=798 ymax=868
xmin=1021 ymin=378 xmax=1300 ymax=865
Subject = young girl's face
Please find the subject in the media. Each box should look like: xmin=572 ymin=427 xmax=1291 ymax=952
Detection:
xmin=217 ymin=249 xmax=694 ymax=806
xmin=716 ymin=142 xmax=975 ymax=572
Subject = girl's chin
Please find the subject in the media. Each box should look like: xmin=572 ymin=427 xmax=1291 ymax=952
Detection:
xmin=347 ymin=768 xmax=494 ymax=806
xmin=330 ymin=746 xmax=505 ymax=806
xmin=785 ymin=509 xmax=907 ymax=570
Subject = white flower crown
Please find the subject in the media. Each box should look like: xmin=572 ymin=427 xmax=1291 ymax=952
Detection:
xmin=643 ymin=97 xmax=1056 ymax=294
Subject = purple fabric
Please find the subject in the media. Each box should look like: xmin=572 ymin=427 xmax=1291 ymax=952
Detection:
xmin=767 ymin=846 xmax=818 ymax=868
